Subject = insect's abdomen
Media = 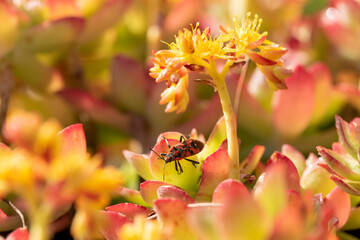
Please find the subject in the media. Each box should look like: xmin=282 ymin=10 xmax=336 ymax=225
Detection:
xmin=165 ymin=144 xmax=200 ymax=163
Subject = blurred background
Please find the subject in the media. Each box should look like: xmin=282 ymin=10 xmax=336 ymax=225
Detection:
xmin=0 ymin=0 xmax=360 ymax=237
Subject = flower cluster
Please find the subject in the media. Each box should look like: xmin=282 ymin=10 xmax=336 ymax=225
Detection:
xmin=150 ymin=13 xmax=291 ymax=113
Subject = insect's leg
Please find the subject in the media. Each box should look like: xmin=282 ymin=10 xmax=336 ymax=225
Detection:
xmin=149 ymin=148 xmax=165 ymax=160
xmin=162 ymin=137 xmax=171 ymax=149
xmin=178 ymin=161 xmax=183 ymax=174
xmin=174 ymin=160 xmax=179 ymax=174
xmin=179 ymin=135 xmax=186 ymax=143
xmin=185 ymin=158 xmax=200 ymax=168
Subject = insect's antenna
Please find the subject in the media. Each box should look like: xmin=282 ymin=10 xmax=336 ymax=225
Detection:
xmin=149 ymin=148 xmax=164 ymax=160
xmin=163 ymin=162 xmax=166 ymax=181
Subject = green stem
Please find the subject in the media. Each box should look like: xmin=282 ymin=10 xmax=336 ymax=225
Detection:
xmin=29 ymin=205 xmax=52 ymax=240
xmin=208 ymin=60 xmax=239 ymax=180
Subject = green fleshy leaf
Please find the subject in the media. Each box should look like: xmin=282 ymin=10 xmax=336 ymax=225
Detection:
xmin=336 ymin=115 xmax=360 ymax=160
xmin=196 ymin=149 xmax=229 ymax=202
xmin=281 ymin=144 xmax=306 ymax=177
xmin=123 ymin=150 xmax=153 ymax=181
xmin=19 ymin=17 xmax=84 ymax=52
xmin=253 ymin=159 xmax=289 ymax=219
xmin=200 ymin=117 xmax=227 ymax=160
xmin=300 ymin=157 xmax=336 ymax=195
xmin=343 ymin=206 xmax=360 ymax=230
xmin=116 ymin=187 xmax=150 ymax=208
xmin=11 ymin=50 xmax=51 ymax=89
xmin=317 ymin=146 xmax=360 ymax=181
xmin=303 ymin=0 xmax=330 ymax=15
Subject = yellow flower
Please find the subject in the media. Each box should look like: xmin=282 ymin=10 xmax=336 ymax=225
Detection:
xmin=220 ymin=13 xmax=291 ymax=89
xmin=159 ymin=75 xmax=189 ymax=113
xmin=170 ymin=24 xmax=227 ymax=62
xmin=149 ymin=50 xmax=188 ymax=87
xmin=220 ymin=13 xmax=267 ymax=56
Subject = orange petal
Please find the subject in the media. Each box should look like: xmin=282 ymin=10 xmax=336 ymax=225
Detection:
xmin=247 ymin=51 xmax=277 ymax=65
xmin=246 ymin=35 xmax=267 ymax=49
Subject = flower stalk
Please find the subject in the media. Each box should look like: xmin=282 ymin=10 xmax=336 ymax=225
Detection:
xmin=208 ymin=59 xmax=239 ymax=180
xmin=29 ymin=206 xmax=52 ymax=240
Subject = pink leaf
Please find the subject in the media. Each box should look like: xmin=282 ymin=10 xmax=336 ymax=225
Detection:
xmin=5 ymin=228 xmax=29 ymax=240
xmin=105 ymin=203 xmax=150 ymax=219
xmin=217 ymin=181 xmax=268 ymax=240
xmin=140 ymin=181 xmax=170 ymax=206
xmin=317 ymin=146 xmax=360 ymax=181
xmin=157 ymin=185 xmax=194 ymax=204
xmin=330 ymin=175 xmax=360 ymax=196
xmin=324 ymin=187 xmax=351 ymax=229
xmin=270 ymin=204 xmax=303 ymax=240
xmin=240 ymin=145 xmax=265 ymax=174
xmin=308 ymin=63 xmax=333 ymax=125
xmin=58 ymin=123 xmax=86 ymax=156
xmin=266 ymin=152 xmax=301 ymax=193
xmin=253 ymin=156 xmax=299 ymax=218
xmin=100 ymin=211 xmax=128 ymax=240
xmin=335 ymin=115 xmax=359 ymax=159
xmin=212 ymin=179 xmax=249 ymax=204
xmin=272 ymin=65 xmax=315 ymax=138
xmin=0 ymin=209 xmax=22 ymax=232
xmin=281 ymin=144 xmax=306 ymax=176
xmin=163 ymin=0 xmax=203 ymax=33
xmin=110 ymin=55 xmax=147 ymax=114
xmin=58 ymin=89 xmax=130 ymax=134
xmin=196 ymin=149 xmax=229 ymax=202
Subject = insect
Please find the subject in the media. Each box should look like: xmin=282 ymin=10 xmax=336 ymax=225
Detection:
xmin=150 ymin=135 xmax=204 ymax=180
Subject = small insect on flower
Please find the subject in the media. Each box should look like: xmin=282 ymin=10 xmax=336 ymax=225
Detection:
xmin=150 ymin=136 xmax=204 ymax=180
